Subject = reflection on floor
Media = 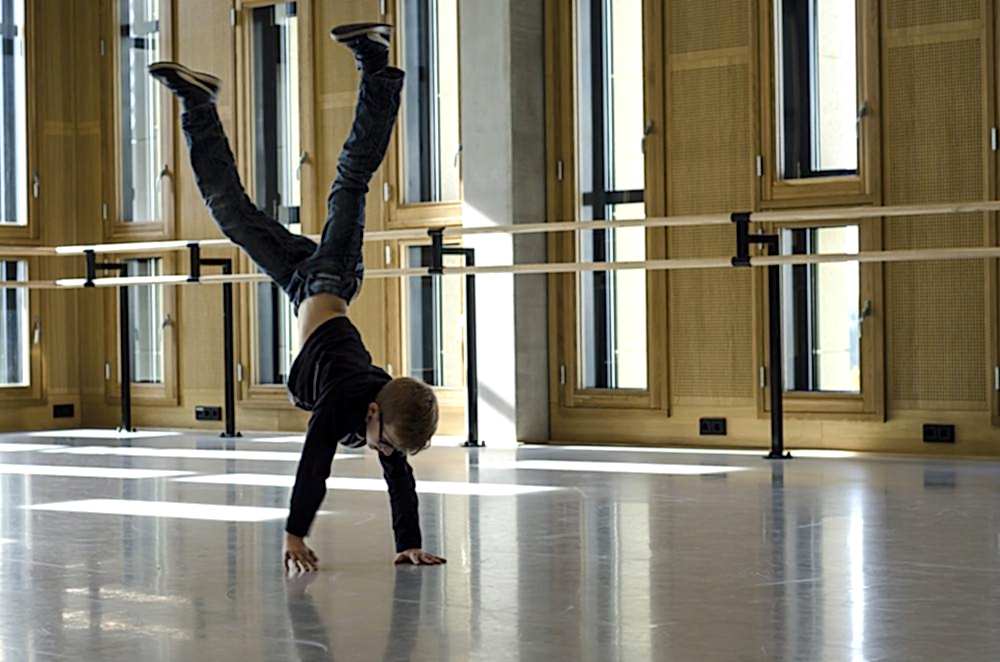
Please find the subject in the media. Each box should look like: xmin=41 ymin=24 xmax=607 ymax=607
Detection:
xmin=0 ymin=430 xmax=997 ymax=660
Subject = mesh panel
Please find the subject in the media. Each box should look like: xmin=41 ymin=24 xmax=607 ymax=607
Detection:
xmin=668 ymin=64 xmax=753 ymax=399
xmin=885 ymin=38 xmax=985 ymax=403
xmin=669 ymin=0 xmax=749 ymax=54
xmin=887 ymin=0 xmax=980 ymax=29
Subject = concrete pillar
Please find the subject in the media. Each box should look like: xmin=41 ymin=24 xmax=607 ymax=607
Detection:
xmin=460 ymin=0 xmax=548 ymax=445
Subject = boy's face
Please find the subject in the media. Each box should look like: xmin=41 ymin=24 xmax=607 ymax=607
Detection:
xmin=365 ymin=403 xmax=399 ymax=456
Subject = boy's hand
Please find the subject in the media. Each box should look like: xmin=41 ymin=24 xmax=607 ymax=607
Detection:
xmin=284 ymin=533 xmax=319 ymax=573
xmin=394 ymin=549 xmax=446 ymax=566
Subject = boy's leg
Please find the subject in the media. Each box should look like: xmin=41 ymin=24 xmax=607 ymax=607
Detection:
xmin=150 ymin=63 xmax=317 ymax=295
xmin=288 ymin=29 xmax=404 ymax=307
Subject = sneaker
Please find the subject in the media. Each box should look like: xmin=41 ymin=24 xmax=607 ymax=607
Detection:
xmin=148 ymin=61 xmax=221 ymax=107
xmin=330 ymin=23 xmax=393 ymax=73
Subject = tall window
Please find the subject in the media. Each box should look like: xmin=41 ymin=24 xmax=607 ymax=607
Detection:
xmin=780 ymin=226 xmax=861 ymax=393
xmin=575 ymin=0 xmax=647 ymax=390
xmin=776 ymin=0 xmax=858 ymax=179
xmin=405 ymin=246 xmax=463 ymax=387
xmin=252 ymin=2 xmax=300 ymax=385
xmin=399 ymin=0 xmax=461 ymax=204
xmin=118 ymin=0 xmax=162 ymax=223
xmin=0 ymin=0 xmax=27 ymax=227
xmin=0 ymin=260 xmax=28 ymax=386
xmin=125 ymin=258 xmax=164 ymax=384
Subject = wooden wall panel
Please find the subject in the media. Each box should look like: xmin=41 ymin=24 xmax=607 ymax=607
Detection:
xmin=886 ymin=0 xmax=980 ymax=29
xmin=668 ymin=0 xmax=749 ymax=54
xmin=883 ymin=8 xmax=990 ymax=408
xmin=666 ymin=3 xmax=755 ymax=403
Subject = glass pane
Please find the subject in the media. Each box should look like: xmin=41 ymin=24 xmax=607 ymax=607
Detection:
xmin=400 ymin=0 xmax=461 ymax=204
xmin=0 ymin=260 xmax=28 ymax=386
xmin=576 ymin=0 xmax=647 ymax=390
xmin=780 ymin=226 xmax=860 ymax=393
xmin=256 ymin=279 xmax=298 ymax=385
xmin=776 ymin=0 xmax=858 ymax=179
xmin=126 ymin=258 xmax=164 ymax=384
xmin=252 ymin=3 xmax=300 ymax=386
xmin=119 ymin=0 xmax=162 ymax=223
xmin=406 ymin=246 xmax=463 ymax=388
xmin=0 ymin=0 xmax=27 ymax=226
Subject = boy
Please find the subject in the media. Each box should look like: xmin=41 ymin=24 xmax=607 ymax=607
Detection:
xmin=149 ymin=23 xmax=445 ymax=572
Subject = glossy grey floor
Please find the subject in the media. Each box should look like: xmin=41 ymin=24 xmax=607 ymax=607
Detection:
xmin=0 ymin=430 xmax=998 ymax=661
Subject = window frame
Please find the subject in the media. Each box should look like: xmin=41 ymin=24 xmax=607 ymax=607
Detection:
xmin=235 ymin=0 xmax=317 ymax=407
xmin=383 ymin=239 xmax=467 ymax=436
xmin=101 ymin=0 xmax=177 ymax=241
xmin=758 ymin=0 xmax=881 ymax=207
xmin=0 ymin=257 xmax=43 ymax=403
xmin=102 ymin=254 xmax=179 ymax=406
xmin=383 ymin=0 xmax=464 ymax=230
xmin=0 ymin=0 xmax=39 ymax=243
xmin=754 ymin=219 xmax=884 ymax=420
xmin=548 ymin=0 xmax=667 ymax=412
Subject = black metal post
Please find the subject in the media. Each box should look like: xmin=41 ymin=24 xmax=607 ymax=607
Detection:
xmin=732 ymin=218 xmax=791 ymax=460
xmin=220 ymin=264 xmax=238 ymax=438
xmin=114 ymin=265 xmax=133 ymax=432
xmin=187 ymin=242 xmax=202 ymax=282
xmin=763 ymin=237 xmax=789 ymax=459
xmin=731 ymin=212 xmax=752 ymax=267
xmin=196 ymin=254 xmax=242 ymax=438
xmin=84 ymin=250 xmax=98 ymax=287
xmin=461 ymin=249 xmax=480 ymax=447
xmin=427 ymin=228 xmax=444 ymax=274
xmin=441 ymin=245 xmax=482 ymax=448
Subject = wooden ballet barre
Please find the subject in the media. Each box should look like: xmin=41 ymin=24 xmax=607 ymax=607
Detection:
xmin=11 ymin=244 xmax=1000 ymax=289
xmin=750 ymin=200 xmax=1000 ymax=224
xmin=5 ymin=200 xmax=1000 ymax=260
xmin=2 ymin=267 xmax=430 ymax=290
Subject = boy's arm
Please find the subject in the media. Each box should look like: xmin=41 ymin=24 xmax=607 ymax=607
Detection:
xmin=378 ymin=450 xmax=422 ymax=552
xmin=378 ymin=452 xmax=444 ymax=565
xmin=286 ymin=406 xmax=338 ymax=539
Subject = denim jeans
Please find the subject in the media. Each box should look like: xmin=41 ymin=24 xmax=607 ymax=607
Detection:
xmin=179 ymin=67 xmax=404 ymax=311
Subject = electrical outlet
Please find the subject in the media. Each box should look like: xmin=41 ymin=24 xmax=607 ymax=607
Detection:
xmin=52 ymin=404 xmax=74 ymax=419
xmin=923 ymin=424 xmax=956 ymax=444
xmin=195 ymin=406 xmax=223 ymax=422
xmin=699 ymin=418 xmax=727 ymax=436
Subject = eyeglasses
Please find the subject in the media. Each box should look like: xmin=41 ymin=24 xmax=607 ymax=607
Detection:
xmin=376 ymin=412 xmax=397 ymax=455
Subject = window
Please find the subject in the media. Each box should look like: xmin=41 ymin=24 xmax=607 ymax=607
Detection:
xmin=399 ymin=0 xmax=461 ymax=204
xmin=575 ymin=0 xmax=647 ymax=390
xmin=405 ymin=246 xmax=463 ymax=387
xmin=103 ymin=255 xmax=176 ymax=404
xmin=780 ymin=226 xmax=861 ymax=393
xmin=125 ymin=258 xmax=164 ymax=385
xmin=251 ymin=2 xmax=300 ymax=386
xmin=0 ymin=260 xmax=28 ymax=387
xmin=118 ymin=0 xmax=163 ymax=223
xmin=775 ymin=0 xmax=858 ymax=180
xmin=0 ymin=0 xmax=27 ymax=227
xmin=256 ymin=279 xmax=298 ymax=386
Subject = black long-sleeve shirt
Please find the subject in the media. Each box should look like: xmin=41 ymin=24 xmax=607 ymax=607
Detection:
xmin=284 ymin=317 xmax=421 ymax=552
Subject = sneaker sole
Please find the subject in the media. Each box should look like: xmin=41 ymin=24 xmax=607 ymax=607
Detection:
xmin=330 ymin=23 xmax=393 ymax=43
xmin=148 ymin=62 xmax=221 ymax=96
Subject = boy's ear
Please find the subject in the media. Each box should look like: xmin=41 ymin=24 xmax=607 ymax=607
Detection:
xmin=367 ymin=402 xmax=380 ymax=419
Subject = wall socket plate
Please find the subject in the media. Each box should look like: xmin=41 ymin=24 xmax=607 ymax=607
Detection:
xmin=195 ymin=406 xmax=223 ymax=422
xmin=52 ymin=404 xmax=75 ymax=419
xmin=923 ymin=424 xmax=956 ymax=444
xmin=699 ymin=418 xmax=727 ymax=436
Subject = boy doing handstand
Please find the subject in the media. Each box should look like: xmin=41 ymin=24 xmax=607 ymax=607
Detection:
xmin=149 ymin=23 xmax=445 ymax=572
